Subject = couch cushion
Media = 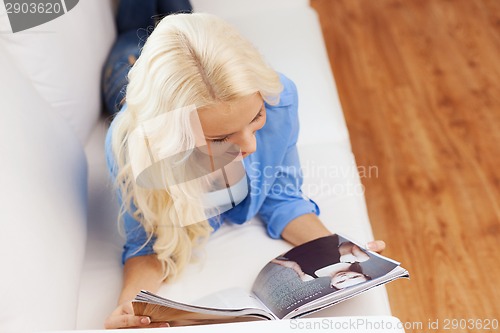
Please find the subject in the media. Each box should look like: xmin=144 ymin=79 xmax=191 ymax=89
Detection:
xmin=0 ymin=45 xmax=87 ymax=333
xmin=76 ymin=118 xmax=125 ymax=329
xmin=191 ymin=0 xmax=309 ymax=18
xmin=74 ymin=4 xmax=390 ymax=329
xmin=0 ymin=0 xmax=116 ymax=144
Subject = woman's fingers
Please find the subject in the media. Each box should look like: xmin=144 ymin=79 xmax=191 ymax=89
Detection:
xmin=104 ymin=301 xmax=170 ymax=329
xmin=366 ymin=240 xmax=386 ymax=253
xmin=104 ymin=314 xmax=151 ymax=329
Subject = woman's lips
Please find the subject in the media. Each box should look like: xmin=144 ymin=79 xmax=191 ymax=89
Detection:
xmin=227 ymin=151 xmax=243 ymax=156
xmin=226 ymin=151 xmax=248 ymax=158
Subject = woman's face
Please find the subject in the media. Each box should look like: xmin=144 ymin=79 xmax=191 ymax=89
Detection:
xmin=197 ymin=93 xmax=266 ymax=158
xmin=330 ymin=271 xmax=368 ymax=289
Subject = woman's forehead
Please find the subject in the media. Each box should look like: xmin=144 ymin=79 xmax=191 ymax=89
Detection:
xmin=197 ymin=93 xmax=263 ymax=137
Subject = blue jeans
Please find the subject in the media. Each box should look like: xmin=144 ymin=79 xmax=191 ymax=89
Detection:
xmin=102 ymin=0 xmax=192 ymax=114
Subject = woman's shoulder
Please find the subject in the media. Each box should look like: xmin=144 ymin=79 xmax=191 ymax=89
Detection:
xmin=272 ymin=72 xmax=298 ymax=108
xmin=257 ymin=73 xmax=301 ymax=147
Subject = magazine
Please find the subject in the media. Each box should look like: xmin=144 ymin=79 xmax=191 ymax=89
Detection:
xmin=132 ymin=234 xmax=409 ymax=326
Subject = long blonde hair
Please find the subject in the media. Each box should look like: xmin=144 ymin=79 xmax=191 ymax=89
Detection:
xmin=110 ymin=13 xmax=283 ymax=281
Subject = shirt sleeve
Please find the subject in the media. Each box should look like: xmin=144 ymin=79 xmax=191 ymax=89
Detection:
xmin=120 ymin=203 xmax=157 ymax=264
xmin=257 ymin=79 xmax=320 ymax=239
xmin=258 ymin=143 xmax=320 ymax=239
xmin=105 ymin=123 xmax=156 ymax=264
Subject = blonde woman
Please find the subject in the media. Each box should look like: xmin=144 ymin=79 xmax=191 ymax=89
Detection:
xmin=104 ymin=13 xmax=386 ymax=329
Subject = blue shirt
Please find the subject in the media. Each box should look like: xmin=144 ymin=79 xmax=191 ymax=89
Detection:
xmin=105 ymin=73 xmax=320 ymax=264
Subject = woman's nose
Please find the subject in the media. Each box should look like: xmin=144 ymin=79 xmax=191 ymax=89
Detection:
xmin=234 ymin=130 xmax=256 ymax=155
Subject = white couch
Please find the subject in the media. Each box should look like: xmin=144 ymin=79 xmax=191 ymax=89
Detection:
xmin=0 ymin=1 xmax=394 ymax=332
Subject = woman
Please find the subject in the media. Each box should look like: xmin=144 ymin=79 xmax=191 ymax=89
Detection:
xmin=104 ymin=13 xmax=385 ymax=329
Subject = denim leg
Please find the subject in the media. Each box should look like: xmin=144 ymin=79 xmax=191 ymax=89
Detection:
xmin=103 ymin=0 xmax=193 ymax=114
xmin=116 ymin=0 xmax=157 ymax=34
xmin=102 ymin=30 xmax=145 ymax=114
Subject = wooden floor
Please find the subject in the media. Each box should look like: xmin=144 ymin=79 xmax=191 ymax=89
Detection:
xmin=310 ymin=0 xmax=500 ymax=331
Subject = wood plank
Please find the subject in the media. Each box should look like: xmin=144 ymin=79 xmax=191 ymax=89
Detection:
xmin=310 ymin=0 xmax=500 ymax=329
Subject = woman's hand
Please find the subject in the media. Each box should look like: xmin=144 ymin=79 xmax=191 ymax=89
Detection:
xmin=104 ymin=301 xmax=169 ymax=329
xmin=366 ymin=240 xmax=386 ymax=253
xmin=281 ymin=214 xmax=387 ymax=255
xmin=105 ymin=255 xmax=166 ymax=329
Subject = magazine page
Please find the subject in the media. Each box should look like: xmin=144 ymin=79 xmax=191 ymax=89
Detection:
xmin=192 ymin=287 xmax=276 ymax=319
xmin=286 ymin=265 xmax=409 ymax=319
xmin=132 ymin=301 xmax=266 ymax=327
xmin=251 ymin=234 xmax=405 ymax=319
xmin=132 ymin=289 xmax=275 ymax=327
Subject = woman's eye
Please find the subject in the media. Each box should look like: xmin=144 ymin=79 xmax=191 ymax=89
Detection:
xmin=250 ymin=110 xmax=263 ymax=124
xmin=211 ymin=137 xmax=229 ymax=144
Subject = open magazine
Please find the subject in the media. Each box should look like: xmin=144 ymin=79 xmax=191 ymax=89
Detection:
xmin=132 ymin=234 xmax=409 ymax=326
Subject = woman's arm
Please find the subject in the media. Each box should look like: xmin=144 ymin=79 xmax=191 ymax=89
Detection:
xmin=104 ymin=255 xmax=168 ymax=329
xmin=119 ymin=255 xmax=164 ymax=304
xmin=281 ymin=213 xmax=386 ymax=252
xmin=281 ymin=213 xmax=331 ymax=246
